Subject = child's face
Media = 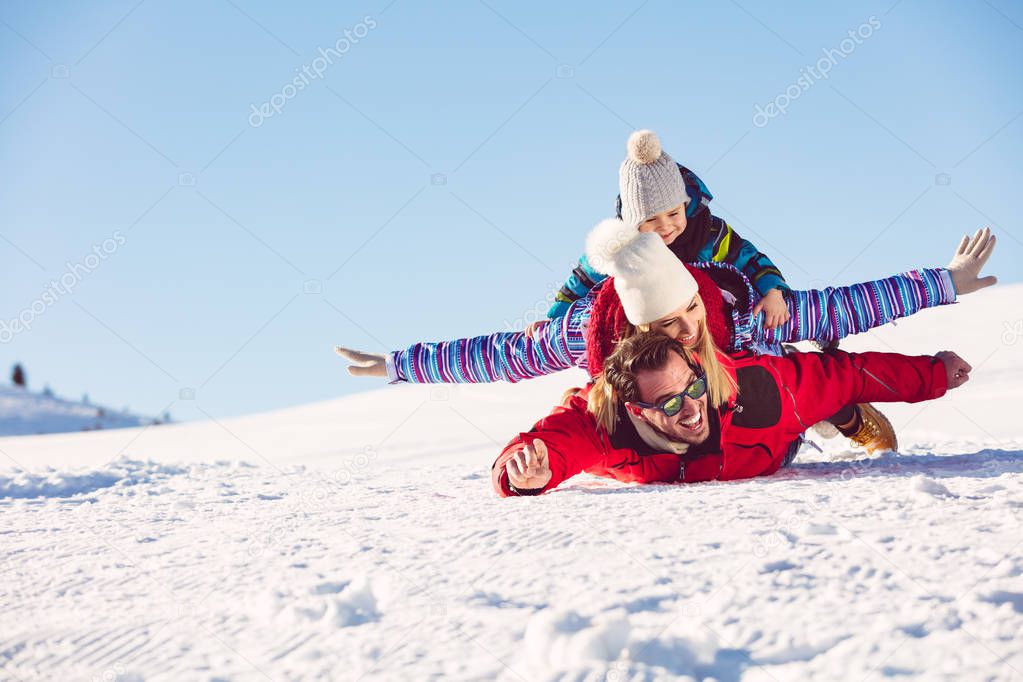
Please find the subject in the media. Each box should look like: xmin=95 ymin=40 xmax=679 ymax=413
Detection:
xmin=638 ymin=204 xmax=687 ymax=245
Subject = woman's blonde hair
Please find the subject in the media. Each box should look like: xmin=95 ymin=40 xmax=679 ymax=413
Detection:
xmin=587 ymin=327 xmax=736 ymax=434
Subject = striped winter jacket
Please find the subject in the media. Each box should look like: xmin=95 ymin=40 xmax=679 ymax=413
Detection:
xmin=547 ymin=164 xmax=788 ymax=318
xmin=386 ymin=264 xmax=957 ymax=384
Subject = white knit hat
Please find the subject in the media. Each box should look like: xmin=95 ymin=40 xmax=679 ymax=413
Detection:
xmin=586 ymin=218 xmax=698 ymax=326
xmin=619 ymin=130 xmax=688 ymax=228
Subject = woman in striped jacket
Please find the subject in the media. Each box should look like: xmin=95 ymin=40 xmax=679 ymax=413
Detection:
xmin=337 ymin=224 xmax=996 ymax=453
xmin=336 ymin=226 xmax=995 ymax=387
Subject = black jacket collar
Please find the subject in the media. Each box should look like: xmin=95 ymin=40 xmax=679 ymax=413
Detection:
xmin=609 ymin=401 xmax=722 ymax=462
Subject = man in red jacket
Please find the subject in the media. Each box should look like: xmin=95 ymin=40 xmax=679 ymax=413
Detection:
xmin=492 ymin=333 xmax=971 ymax=497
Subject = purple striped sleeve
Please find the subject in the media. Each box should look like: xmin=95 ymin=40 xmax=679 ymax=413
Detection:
xmin=760 ymin=268 xmax=956 ymax=346
xmin=389 ymin=294 xmax=593 ymax=384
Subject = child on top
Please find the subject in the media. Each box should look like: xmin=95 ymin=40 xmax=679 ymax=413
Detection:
xmin=545 ymin=129 xmax=790 ymax=329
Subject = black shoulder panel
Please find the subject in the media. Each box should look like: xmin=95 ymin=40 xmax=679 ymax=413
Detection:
xmin=733 ymin=365 xmax=782 ymax=428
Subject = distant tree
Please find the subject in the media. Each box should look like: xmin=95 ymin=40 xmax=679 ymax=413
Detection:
xmin=82 ymin=393 xmax=90 ymax=406
xmin=42 ymin=384 xmax=54 ymax=397
xmin=11 ymin=364 xmax=26 ymax=388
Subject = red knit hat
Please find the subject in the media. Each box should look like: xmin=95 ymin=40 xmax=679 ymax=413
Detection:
xmin=585 ymin=265 xmax=731 ymax=376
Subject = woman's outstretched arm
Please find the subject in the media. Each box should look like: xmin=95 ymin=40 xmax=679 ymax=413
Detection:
xmin=759 ymin=228 xmax=996 ymax=346
xmin=336 ymin=295 xmax=593 ymax=384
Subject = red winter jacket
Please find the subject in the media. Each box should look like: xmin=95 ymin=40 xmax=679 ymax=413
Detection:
xmin=491 ymin=350 xmax=948 ymax=497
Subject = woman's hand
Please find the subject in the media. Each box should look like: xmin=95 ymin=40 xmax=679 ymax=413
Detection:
xmin=506 ymin=439 xmax=552 ymax=491
xmin=948 ymin=227 xmax=997 ymax=295
xmin=334 ymin=346 xmax=387 ymax=378
xmin=753 ymin=287 xmax=791 ymax=330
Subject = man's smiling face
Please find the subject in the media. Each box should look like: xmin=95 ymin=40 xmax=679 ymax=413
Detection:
xmin=629 ymin=352 xmax=710 ymax=445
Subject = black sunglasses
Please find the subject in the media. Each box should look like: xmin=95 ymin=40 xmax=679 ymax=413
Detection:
xmin=633 ymin=372 xmax=708 ymax=417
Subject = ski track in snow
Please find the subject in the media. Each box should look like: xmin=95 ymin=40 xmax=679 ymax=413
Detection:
xmin=0 ymin=448 xmax=1021 ymax=681
xmin=1 ymin=286 xmax=1022 ymax=680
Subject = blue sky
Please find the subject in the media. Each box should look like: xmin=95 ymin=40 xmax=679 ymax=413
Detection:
xmin=2 ymin=0 xmax=1021 ymax=421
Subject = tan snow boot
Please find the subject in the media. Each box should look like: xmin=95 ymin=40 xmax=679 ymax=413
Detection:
xmin=847 ymin=403 xmax=898 ymax=454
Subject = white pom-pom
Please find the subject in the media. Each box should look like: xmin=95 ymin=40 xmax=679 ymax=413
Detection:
xmin=585 ymin=218 xmax=639 ymax=276
xmin=627 ymin=129 xmax=662 ymax=165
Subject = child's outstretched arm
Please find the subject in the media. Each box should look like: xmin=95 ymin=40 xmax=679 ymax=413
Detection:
xmin=759 ymin=228 xmax=996 ymax=346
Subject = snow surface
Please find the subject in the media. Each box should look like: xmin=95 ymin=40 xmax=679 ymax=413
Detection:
xmin=0 ymin=384 xmax=159 ymax=437
xmin=1 ymin=285 xmax=1021 ymax=680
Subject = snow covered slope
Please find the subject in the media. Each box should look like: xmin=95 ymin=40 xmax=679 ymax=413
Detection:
xmin=0 ymin=384 xmax=160 ymax=437
xmin=0 ymin=285 xmax=1021 ymax=680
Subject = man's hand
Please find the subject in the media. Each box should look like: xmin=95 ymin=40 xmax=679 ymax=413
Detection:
xmin=752 ymin=287 xmax=791 ymax=330
xmin=505 ymin=439 xmax=552 ymax=491
xmin=935 ymin=351 xmax=972 ymax=390
xmin=948 ymin=227 xmax=997 ymax=295
xmin=334 ymin=346 xmax=387 ymax=378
